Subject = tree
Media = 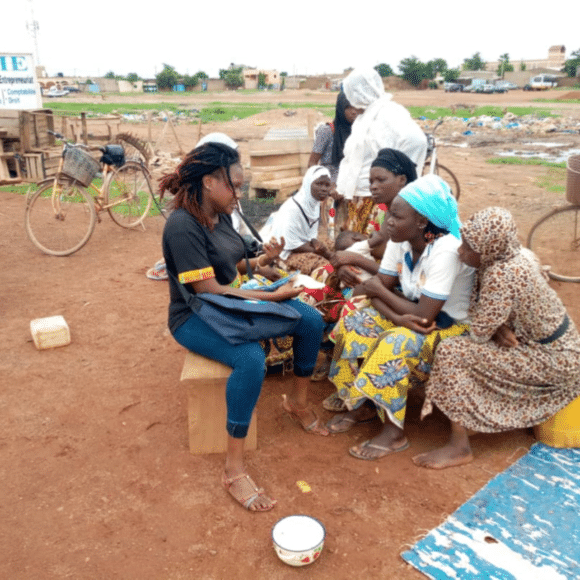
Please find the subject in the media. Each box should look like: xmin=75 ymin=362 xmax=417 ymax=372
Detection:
xmin=443 ymin=68 xmax=461 ymax=82
xmin=194 ymin=71 xmax=208 ymax=79
xmin=497 ymin=53 xmax=514 ymax=77
xmin=520 ymin=61 xmax=527 ymax=72
xmin=183 ymin=74 xmax=199 ymax=90
xmin=398 ymin=56 xmax=432 ymax=86
xmin=156 ymin=63 xmax=180 ymax=90
xmin=462 ymin=52 xmax=485 ymax=71
xmin=258 ymin=71 xmax=267 ymax=88
xmin=374 ymin=63 xmax=394 ymax=77
xmin=104 ymin=71 xmax=116 ymax=79
xmin=126 ymin=72 xmax=140 ymax=82
xmin=563 ymin=49 xmax=580 ymax=77
xmin=429 ymin=58 xmax=448 ymax=76
xmin=224 ymin=70 xmax=244 ymax=89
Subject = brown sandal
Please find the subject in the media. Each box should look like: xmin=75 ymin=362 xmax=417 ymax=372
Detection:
xmin=222 ymin=472 xmax=277 ymax=512
xmin=281 ymin=394 xmax=329 ymax=436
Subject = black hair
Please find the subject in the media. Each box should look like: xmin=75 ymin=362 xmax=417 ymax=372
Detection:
xmin=159 ymin=142 xmax=240 ymax=229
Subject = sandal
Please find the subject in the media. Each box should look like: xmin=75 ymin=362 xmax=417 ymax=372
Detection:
xmin=146 ymin=259 xmax=168 ymax=281
xmin=222 ymin=472 xmax=277 ymax=512
xmin=348 ymin=438 xmax=410 ymax=461
xmin=326 ymin=411 xmax=376 ymax=433
xmin=322 ymin=392 xmax=347 ymax=412
xmin=311 ymin=362 xmax=331 ymax=382
xmin=281 ymin=394 xmax=329 ymax=436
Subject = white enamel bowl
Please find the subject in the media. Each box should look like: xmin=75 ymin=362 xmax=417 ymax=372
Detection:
xmin=272 ymin=515 xmax=326 ymax=566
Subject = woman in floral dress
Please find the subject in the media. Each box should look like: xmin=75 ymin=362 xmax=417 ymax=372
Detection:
xmin=326 ymin=175 xmax=475 ymax=460
xmin=413 ymin=207 xmax=580 ymax=470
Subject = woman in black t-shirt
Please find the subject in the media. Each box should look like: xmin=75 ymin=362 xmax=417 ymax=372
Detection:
xmin=161 ymin=143 xmax=327 ymax=513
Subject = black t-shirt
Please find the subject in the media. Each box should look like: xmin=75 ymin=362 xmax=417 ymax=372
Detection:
xmin=162 ymin=208 xmax=245 ymax=332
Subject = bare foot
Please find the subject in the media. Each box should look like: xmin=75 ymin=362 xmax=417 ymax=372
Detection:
xmin=222 ymin=470 xmax=277 ymax=512
xmin=412 ymin=445 xmax=473 ymax=470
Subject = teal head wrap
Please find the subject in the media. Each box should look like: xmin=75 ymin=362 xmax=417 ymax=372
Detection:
xmin=398 ymin=175 xmax=461 ymax=239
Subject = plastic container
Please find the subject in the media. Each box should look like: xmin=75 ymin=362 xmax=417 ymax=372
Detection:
xmin=534 ymin=395 xmax=580 ymax=448
xmin=566 ymin=154 xmax=580 ymax=205
xmin=272 ymin=515 xmax=325 ymax=567
xmin=30 ymin=315 xmax=71 ymax=350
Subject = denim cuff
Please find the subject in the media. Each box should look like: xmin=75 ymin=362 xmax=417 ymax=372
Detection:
xmin=227 ymin=421 xmax=249 ymax=439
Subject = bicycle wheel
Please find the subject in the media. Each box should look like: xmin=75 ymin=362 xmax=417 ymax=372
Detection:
xmin=105 ymin=161 xmax=154 ymax=228
xmin=423 ymin=162 xmax=461 ymax=201
xmin=527 ymin=205 xmax=580 ymax=282
xmin=114 ymin=133 xmax=151 ymax=168
xmin=25 ymin=180 xmax=96 ymax=256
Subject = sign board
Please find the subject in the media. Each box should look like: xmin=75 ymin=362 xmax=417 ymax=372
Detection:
xmin=0 ymin=53 xmax=42 ymax=109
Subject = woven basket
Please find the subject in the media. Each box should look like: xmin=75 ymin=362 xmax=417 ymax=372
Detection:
xmin=566 ymin=154 xmax=580 ymax=205
xmin=61 ymin=147 xmax=101 ymax=187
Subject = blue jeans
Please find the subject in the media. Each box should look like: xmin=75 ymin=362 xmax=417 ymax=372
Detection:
xmin=173 ymin=299 xmax=324 ymax=438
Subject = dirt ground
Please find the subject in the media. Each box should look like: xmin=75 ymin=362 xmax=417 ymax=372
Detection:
xmin=2 ymin=88 xmax=580 ymax=580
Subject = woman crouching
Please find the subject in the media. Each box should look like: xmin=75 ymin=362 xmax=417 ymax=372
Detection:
xmin=161 ymin=143 xmax=327 ymax=512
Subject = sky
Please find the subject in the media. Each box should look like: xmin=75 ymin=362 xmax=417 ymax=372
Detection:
xmin=3 ymin=0 xmax=579 ymax=79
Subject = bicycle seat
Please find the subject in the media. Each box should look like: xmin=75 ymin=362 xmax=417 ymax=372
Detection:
xmin=100 ymin=144 xmax=125 ymax=167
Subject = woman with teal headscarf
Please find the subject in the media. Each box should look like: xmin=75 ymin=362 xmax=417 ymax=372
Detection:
xmin=325 ymin=175 xmax=475 ymax=461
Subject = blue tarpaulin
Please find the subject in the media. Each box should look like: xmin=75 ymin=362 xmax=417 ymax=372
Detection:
xmin=402 ymin=444 xmax=580 ymax=579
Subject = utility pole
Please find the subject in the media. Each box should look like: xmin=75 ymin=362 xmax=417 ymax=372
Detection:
xmin=25 ymin=0 xmax=40 ymax=67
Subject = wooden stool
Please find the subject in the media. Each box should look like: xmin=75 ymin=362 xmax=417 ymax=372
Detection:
xmin=180 ymin=351 xmax=257 ymax=454
xmin=534 ymin=395 xmax=580 ymax=448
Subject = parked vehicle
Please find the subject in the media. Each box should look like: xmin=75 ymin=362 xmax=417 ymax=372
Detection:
xmin=463 ymin=79 xmax=486 ymax=92
xmin=495 ymin=80 xmax=519 ymax=91
xmin=44 ymin=87 xmax=70 ymax=97
xmin=528 ymin=74 xmax=559 ymax=90
xmin=444 ymin=82 xmax=464 ymax=92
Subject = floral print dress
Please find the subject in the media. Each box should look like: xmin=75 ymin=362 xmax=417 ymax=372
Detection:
xmin=422 ymin=208 xmax=580 ymax=432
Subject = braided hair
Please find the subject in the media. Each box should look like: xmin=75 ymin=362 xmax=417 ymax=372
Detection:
xmin=158 ymin=142 xmax=240 ymax=229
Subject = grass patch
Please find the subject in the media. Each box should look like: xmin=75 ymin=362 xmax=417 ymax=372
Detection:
xmin=535 ymin=167 xmax=567 ymax=194
xmin=533 ymin=98 xmax=580 ymax=104
xmin=487 ymin=157 xmax=566 ymax=168
xmin=44 ymin=101 xmax=334 ymax=122
xmin=0 ymin=183 xmax=38 ymax=195
xmin=486 ymin=158 xmax=566 ymax=195
xmin=409 ymin=106 xmax=556 ymax=119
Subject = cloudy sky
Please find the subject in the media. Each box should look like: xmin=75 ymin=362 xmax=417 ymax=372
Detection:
xmin=4 ymin=0 xmax=579 ymax=79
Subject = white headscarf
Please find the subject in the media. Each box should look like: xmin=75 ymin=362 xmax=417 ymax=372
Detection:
xmin=337 ymin=68 xmax=427 ymax=200
xmin=260 ymin=165 xmax=330 ymax=259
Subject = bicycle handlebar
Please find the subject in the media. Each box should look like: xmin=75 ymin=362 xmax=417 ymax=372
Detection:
xmin=48 ymin=130 xmax=90 ymax=151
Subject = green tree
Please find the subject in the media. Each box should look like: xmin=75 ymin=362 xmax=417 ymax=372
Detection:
xmin=258 ymin=71 xmax=267 ymax=88
xmin=224 ymin=70 xmax=244 ymax=89
xmin=194 ymin=71 xmax=208 ymax=80
xmin=462 ymin=52 xmax=485 ymax=71
xmin=104 ymin=71 xmax=116 ymax=79
xmin=497 ymin=53 xmax=514 ymax=77
xmin=429 ymin=58 xmax=448 ymax=76
xmin=443 ymin=68 xmax=460 ymax=82
xmin=398 ymin=56 xmax=431 ymax=86
xmin=520 ymin=61 xmax=527 ymax=72
xmin=563 ymin=49 xmax=580 ymax=77
xmin=374 ymin=63 xmax=394 ymax=77
xmin=126 ymin=72 xmax=140 ymax=82
xmin=156 ymin=64 xmax=180 ymax=90
xmin=183 ymin=74 xmax=199 ymax=89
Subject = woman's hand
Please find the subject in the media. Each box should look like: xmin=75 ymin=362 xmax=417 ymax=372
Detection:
xmin=263 ymin=237 xmax=285 ymax=260
xmin=311 ymin=239 xmax=332 ymax=260
xmin=396 ymin=314 xmax=437 ymax=334
xmin=359 ymin=276 xmax=386 ymax=298
xmin=330 ymin=251 xmax=359 ymax=269
xmin=269 ymin=281 xmax=303 ymax=301
xmin=492 ymin=324 xmax=518 ymax=348
xmin=337 ymin=265 xmax=362 ymax=287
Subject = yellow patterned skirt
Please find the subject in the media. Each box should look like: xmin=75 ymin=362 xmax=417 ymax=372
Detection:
xmin=328 ymin=306 xmax=469 ymax=428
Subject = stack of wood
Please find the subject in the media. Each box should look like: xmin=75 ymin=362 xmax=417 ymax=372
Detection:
xmin=248 ymin=138 xmax=313 ymax=201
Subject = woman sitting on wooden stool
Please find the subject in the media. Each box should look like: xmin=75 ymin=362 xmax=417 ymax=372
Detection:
xmin=161 ymin=143 xmax=327 ymax=513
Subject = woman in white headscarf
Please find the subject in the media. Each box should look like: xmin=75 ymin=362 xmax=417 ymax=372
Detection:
xmin=260 ymin=165 xmax=333 ymax=274
xmin=337 ymin=68 xmax=428 ymax=234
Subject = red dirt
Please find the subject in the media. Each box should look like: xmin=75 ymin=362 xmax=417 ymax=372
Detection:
xmin=2 ymin=88 xmax=579 ymax=580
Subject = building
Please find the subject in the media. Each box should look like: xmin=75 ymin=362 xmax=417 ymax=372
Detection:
xmin=242 ymin=68 xmax=280 ymax=89
xmin=485 ymin=46 xmax=567 ymax=73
